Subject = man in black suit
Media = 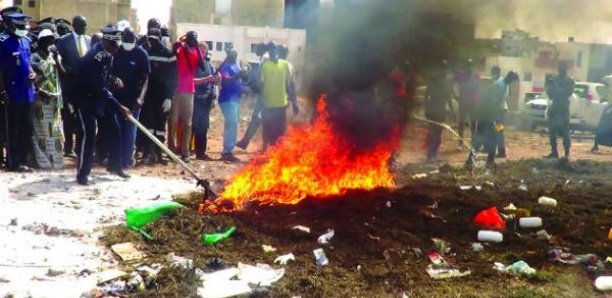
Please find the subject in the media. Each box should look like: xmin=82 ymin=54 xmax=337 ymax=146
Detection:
xmin=56 ymin=15 xmax=90 ymax=158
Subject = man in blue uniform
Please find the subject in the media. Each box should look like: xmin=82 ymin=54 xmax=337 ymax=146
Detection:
xmin=0 ymin=12 xmax=36 ymax=172
xmin=112 ymin=27 xmax=150 ymax=169
xmin=74 ymin=25 xmax=131 ymax=185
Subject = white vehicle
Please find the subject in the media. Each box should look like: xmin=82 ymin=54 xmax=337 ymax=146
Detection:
xmin=523 ymin=81 xmax=609 ymax=131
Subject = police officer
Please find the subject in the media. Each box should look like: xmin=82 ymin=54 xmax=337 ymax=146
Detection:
xmin=74 ymin=25 xmax=131 ymax=185
xmin=545 ymin=63 xmax=574 ymax=160
xmin=0 ymin=12 xmax=36 ymax=172
xmin=140 ymin=28 xmax=177 ymax=164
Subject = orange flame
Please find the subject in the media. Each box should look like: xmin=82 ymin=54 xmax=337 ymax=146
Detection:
xmin=213 ymin=96 xmax=399 ymax=211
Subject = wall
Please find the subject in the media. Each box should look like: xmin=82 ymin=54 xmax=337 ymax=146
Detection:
xmin=16 ymin=0 xmax=132 ymax=34
xmin=172 ymin=0 xmax=283 ymax=27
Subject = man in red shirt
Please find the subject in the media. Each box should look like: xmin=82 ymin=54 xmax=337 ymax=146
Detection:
xmin=168 ymin=31 xmax=201 ymax=161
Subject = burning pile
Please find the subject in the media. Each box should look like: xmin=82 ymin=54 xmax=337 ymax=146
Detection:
xmin=207 ymin=96 xmax=400 ymax=211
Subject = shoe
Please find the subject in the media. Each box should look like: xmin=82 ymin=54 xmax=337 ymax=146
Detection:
xmin=182 ymin=156 xmax=191 ymax=164
xmin=221 ymin=153 xmax=241 ymax=163
xmin=235 ymin=139 xmax=249 ymax=150
xmin=64 ymin=151 xmax=78 ymax=159
xmin=77 ymin=176 xmax=89 ymax=186
xmin=496 ymin=153 xmax=506 ymax=158
xmin=591 ymin=146 xmax=599 ymax=153
xmin=543 ymin=153 xmax=559 ymax=159
xmin=8 ymin=165 xmax=32 ymax=173
xmin=108 ymin=168 xmax=131 ymax=179
xmin=196 ymin=154 xmax=214 ymax=161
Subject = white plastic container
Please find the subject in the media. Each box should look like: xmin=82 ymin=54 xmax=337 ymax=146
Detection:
xmin=477 ymin=230 xmax=503 ymax=243
xmin=519 ymin=217 xmax=543 ymax=228
xmin=538 ymin=196 xmax=558 ymax=207
xmin=595 ymin=276 xmax=612 ymax=291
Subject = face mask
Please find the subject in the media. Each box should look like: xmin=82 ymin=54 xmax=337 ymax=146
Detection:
xmin=15 ymin=29 xmax=28 ymax=37
xmin=122 ymin=42 xmax=135 ymax=51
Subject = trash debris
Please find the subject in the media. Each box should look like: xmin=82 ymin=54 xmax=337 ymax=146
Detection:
xmin=536 ymin=229 xmax=552 ymax=240
xmin=274 ymin=253 xmax=296 ymax=265
xmin=386 ymin=201 xmax=392 ymax=208
xmin=427 ymin=201 xmax=439 ymax=209
xmin=313 ymin=248 xmax=329 ymax=266
xmin=100 ymin=280 xmax=126 ymax=295
xmin=46 ymin=268 xmax=65 ymax=277
xmin=518 ymin=180 xmax=528 ymax=191
xmin=96 ymin=269 xmax=128 ymax=285
xmin=538 ymin=196 xmax=558 ymax=207
xmin=165 ymin=252 xmax=193 ymax=269
xmin=477 ymin=230 xmax=503 ymax=243
xmin=202 ymin=226 xmax=236 ymax=245
xmin=519 ymin=217 xmax=543 ymax=228
xmin=485 ymin=181 xmax=495 ymax=187
xmin=411 ymin=248 xmax=423 ymax=257
xmin=460 ymin=185 xmax=481 ymax=191
xmin=126 ymin=272 xmax=145 ymax=292
xmin=198 ymin=279 xmax=251 ymax=298
xmin=427 ymin=251 xmax=447 ymax=266
xmin=472 ymin=242 xmax=484 ymax=252
xmin=292 ymin=225 xmax=311 ymax=233
xmin=237 ymin=262 xmax=285 ymax=286
xmin=317 ymin=229 xmax=335 ymax=244
xmin=125 ymin=201 xmax=183 ymax=229
xmin=425 ymin=265 xmax=471 ymax=279
xmin=412 ymin=173 xmax=428 ymax=179
xmin=432 ymin=238 xmax=451 ymax=254
xmin=515 ymin=208 xmax=531 ymax=218
xmin=494 ymin=261 xmax=536 ymax=276
xmin=262 ymin=244 xmax=277 ymax=253
xmin=136 ymin=264 xmax=163 ymax=286
xmin=595 ymin=276 xmax=612 ymax=291
xmin=549 ymin=247 xmax=603 ymax=271
xmin=473 ymin=207 xmax=506 ymax=230
xmin=111 ymin=242 xmax=145 ymax=262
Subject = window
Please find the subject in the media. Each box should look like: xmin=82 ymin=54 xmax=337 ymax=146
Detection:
xmin=251 ymin=43 xmax=257 ymax=53
xmin=28 ymin=0 xmax=35 ymax=7
xmin=224 ymin=42 xmax=233 ymax=51
xmin=205 ymin=41 xmax=213 ymax=50
xmin=216 ymin=42 xmax=223 ymax=51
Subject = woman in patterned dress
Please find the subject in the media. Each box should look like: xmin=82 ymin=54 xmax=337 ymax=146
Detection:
xmin=30 ymin=29 xmax=65 ymax=169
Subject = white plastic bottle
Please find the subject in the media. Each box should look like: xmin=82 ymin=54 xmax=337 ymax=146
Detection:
xmin=595 ymin=276 xmax=612 ymax=291
xmin=477 ymin=230 xmax=503 ymax=243
xmin=519 ymin=217 xmax=543 ymax=228
xmin=538 ymin=196 xmax=558 ymax=207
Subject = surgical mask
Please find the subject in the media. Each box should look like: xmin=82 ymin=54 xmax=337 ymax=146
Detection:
xmin=15 ymin=29 xmax=28 ymax=37
xmin=122 ymin=42 xmax=135 ymax=51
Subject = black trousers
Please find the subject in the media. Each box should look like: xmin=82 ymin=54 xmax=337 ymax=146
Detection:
xmin=548 ymin=114 xmax=570 ymax=157
xmin=262 ymin=106 xmax=287 ymax=147
xmin=140 ymin=97 xmax=167 ymax=160
xmin=475 ymin=120 xmax=496 ymax=163
xmin=0 ymin=103 xmax=5 ymax=165
xmin=426 ymin=123 xmax=443 ymax=159
xmin=61 ymin=105 xmax=79 ymax=154
xmin=240 ymin=97 xmax=263 ymax=145
xmin=76 ymin=108 xmax=122 ymax=180
xmin=193 ymin=95 xmax=214 ymax=158
xmin=5 ymin=102 xmax=34 ymax=170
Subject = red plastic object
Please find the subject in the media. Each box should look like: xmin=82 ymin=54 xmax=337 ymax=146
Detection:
xmin=473 ymin=206 xmax=506 ymax=230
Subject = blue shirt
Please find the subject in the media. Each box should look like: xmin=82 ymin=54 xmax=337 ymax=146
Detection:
xmin=75 ymin=43 xmax=121 ymax=115
xmin=0 ymin=33 xmax=35 ymax=103
xmin=112 ymin=46 xmax=150 ymax=107
xmin=219 ymin=62 xmax=242 ymax=103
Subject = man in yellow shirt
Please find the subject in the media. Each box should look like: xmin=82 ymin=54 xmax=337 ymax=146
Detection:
xmin=260 ymin=42 xmax=298 ymax=149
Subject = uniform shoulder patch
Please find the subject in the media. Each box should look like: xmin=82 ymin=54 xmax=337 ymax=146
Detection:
xmin=94 ymin=51 xmax=106 ymax=62
xmin=0 ymin=34 xmax=9 ymax=42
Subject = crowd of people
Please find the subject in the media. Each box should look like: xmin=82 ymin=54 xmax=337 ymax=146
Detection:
xmin=0 ymin=7 xmax=298 ymax=185
xmin=424 ymin=59 xmax=573 ymax=168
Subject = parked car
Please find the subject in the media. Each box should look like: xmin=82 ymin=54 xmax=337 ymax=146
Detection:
xmin=522 ymin=81 xmax=609 ymax=132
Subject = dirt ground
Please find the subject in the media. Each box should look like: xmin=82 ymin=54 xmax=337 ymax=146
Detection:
xmin=92 ymin=100 xmax=611 ymax=297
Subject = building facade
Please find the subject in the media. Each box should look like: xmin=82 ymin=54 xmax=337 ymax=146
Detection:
xmin=14 ymin=0 xmax=132 ymax=34
xmin=171 ymin=0 xmax=284 ymax=29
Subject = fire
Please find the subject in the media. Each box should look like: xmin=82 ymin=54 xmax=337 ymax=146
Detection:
xmin=211 ymin=96 xmax=399 ymax=211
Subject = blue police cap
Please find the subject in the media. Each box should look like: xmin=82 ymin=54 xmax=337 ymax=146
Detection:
xmin=5 ymin=12 xmax=31 ymax=26
xmin=101 ymin=25 xmax=121 ymax=42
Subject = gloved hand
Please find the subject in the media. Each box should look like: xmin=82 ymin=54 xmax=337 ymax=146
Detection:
xmin=162 ymin=99 xmax=172 ymax=113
